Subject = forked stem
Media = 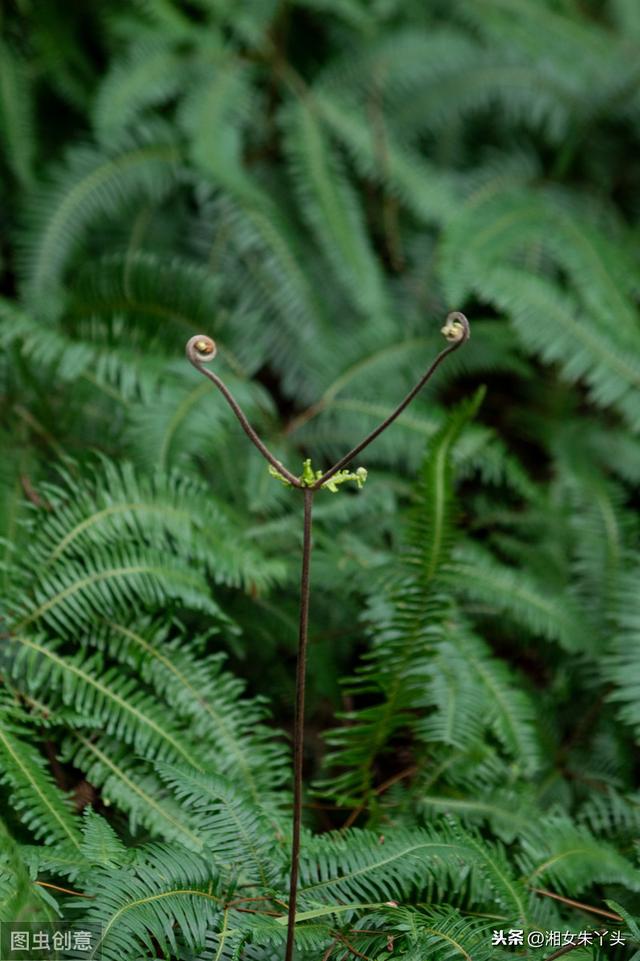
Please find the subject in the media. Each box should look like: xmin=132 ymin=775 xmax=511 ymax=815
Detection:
xmin=185 ymin=313 xmax=470 ymax=960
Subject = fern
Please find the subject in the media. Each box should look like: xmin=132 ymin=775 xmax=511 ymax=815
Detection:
xmin=75 ymin=843 xmax=220 ymax=961
xmin=283 ymin=100 xmax=391 ymax=324
xmin=602 ymin=566 xmax=640 ymax=742
xmin=387 ymin=905 xmax=500 ymax=961
xmin=0 ymin=717 xmax=81 ymax=850
xmin=20 ymin=123 xmax=180 ymax=306
xmin=62 ymin=735 xmax=209 ymax=851
xmin=318 ymin=391 xmax=486 ymax=805
xmin=2 ymin=1 xmax=640 ymax=957
xmin=156 ymin=763 xmax=283 ymax=888
xmin=0 ymin=40 xmax=35 ymax=187
xmin=450 ymin=542 xmax=589 ymax=653
xmin=69 ymin=252 xmax=224 ymax=349
xmin=92 ymin=38 xmax=186 ymax=143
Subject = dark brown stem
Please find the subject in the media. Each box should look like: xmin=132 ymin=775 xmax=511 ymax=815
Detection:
xmin=532 ymin=887 xmax=623 ymax=921
xmin=186 ymin=336 xmax=301 ymax=487
xmin=335 ymin=933 xmax=373 ymax=960
xmin=35 ymin=881 xmax=94 ymax=899
xmin=321 ymin=939 xmax=339 ymax=961
xmin=544 ymin=942 xmax=587 ymax=961
xmin=341 ymin=763 xmax=418 ymax=830
xmin=285 ymin=487 xmax=314 ymax=961
xmin=312 ymin=313 xmax=469 ymax=490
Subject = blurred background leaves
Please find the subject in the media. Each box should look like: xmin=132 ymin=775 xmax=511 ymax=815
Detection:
xmin=1 ymin=1 xmax=640 ymax=957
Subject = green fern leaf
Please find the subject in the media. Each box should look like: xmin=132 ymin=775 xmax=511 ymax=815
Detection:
xmin=5 ymin=635 xmax=206 ymax=768
xmin=92 ymin=39 xmax=185 ymax=142
xmin=0 ymin=716 xmax=81 ymax=849
xmin=283 ymin=100 xmax=391 ymax=323
xmin=20 ymin=124 xmax=180 ymax=306
xmin=156 ymin=763 xmax=283 ymax=889
xmin=0 ymin=41 xmax=35 ymax=187
xmin=73 ymin=843 xmax=220 ymax=961
xmin=450 ymin=542 xmax=589 ymax=652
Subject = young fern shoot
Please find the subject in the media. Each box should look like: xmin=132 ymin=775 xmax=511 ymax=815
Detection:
xmin=185 ymin=311 xmax=470 ymax=961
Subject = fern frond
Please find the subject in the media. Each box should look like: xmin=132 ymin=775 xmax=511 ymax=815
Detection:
xmin=74 ymin=843 xmax=221 ymax=961
xmin=518 ymin=815 xmax=640 ymax=897
xmin=0 ymin=40 xmax=35 ymax=187
xmin=5 ymin=635 xmax=210 ymax=768
xmin=460 ymin=0 xmax=625 ymax=92
xmin=573 ymin=421 xmax=640 ymax=486
xmin=0 ymin=819 xmax=59 ymax=922
xmin=450 ymin=542 xmax=589 ymax=652
xmin=299 ymin=819 xmax=529 ymax=923
xmin=0 ymin=297 xmax=168 ymax=403
xmin=449 ymin=627 xmax=542 ymax=775
xmin=179 ymin=55 xmax=255 ymax=193
xmin=156 ymin=763 xmax=284 ymax=889
xmin=69 ymin=252 xmax=223 ymax=346
xmin=283 ymin=100 xmax=391 ymax=323
xmin=0 ymin=430 xmax=36 ymax=590
xmin=90 ymin=620 xmax=289 ymax=801
xmin=419 ymin=785 xmax=539 ymax=844
xmin=391 ymin=904 xmax=502 ymax=961
xmin=602 ymin=564 xmax=640 ymax=742
xmin=440 ymin=187 xmax=639 ymax=342
xmin=298 ymin=824 xmax=474 ymax=906
xmin=80 ymin=808 xmax=129 ymax=868
xmin=314 ymin=89 xmax=459 ymax=225
xmin=562 ymin=468 xmax=632 ymax=635
xmin=319 ymin=395 xmax=483 ymax=804
xmin=6 ymin=543 xmax=220 ymax=637
xmin=402 ymin=623 xmax=543 ymax=787
xmin=195 ymin=189 xmax=331 ymax=402
xmin=414 ymin=635 xmax=487 ymax=752
xmin=20 ymin=123 xmax=180 ymax=305
xmin=92 ymin=38 xmax=185 ymax=142
xmin=472 ymin=265 xmax=640 ymax=430
xmin=123 ymin=366 xmax=284 ymax=481
xmin=0 ymin=716 xmax=81 ymax=849
xmin=578 ymin=787 xmax=640 ymax=840
xmin=409 ymin=390 xmax=485 ymax=583
xmin=62 ymin=734 xmax=207 ymax=851
xmin=27 ymin=456 xmax=285 ymax=592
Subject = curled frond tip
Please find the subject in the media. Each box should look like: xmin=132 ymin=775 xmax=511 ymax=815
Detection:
xmin=441 ymin=311 xmax=470 ymax=343
xmin=186 ymin=334 xmax=217 ymax=364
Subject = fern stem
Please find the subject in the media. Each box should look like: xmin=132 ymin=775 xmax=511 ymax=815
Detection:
xmin=312 ymin=313 xmax=469 ymax=489
xmin=334 ymin=933 xmax=373 ymax=960
xmin=341 ymin=763 xmax=418 ymax=830
xmin=532 ymin=887 xmax=623 ymax=921
xmin=285 ymin=487 xmax=314 ymax=961
xmin=186 ymin=336 xmax=301 ymax=487
xmin=544 ymin=942 xmax=591 ymax=961
xmin=35 ymin=880 xmax=94 ymax=898
xmin=185 ymin=317 xmax=470 ymax=960
xmin=321 ymin=938 xmax=339 ymax=961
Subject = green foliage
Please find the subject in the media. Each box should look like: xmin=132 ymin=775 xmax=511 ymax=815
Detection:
xmin=1 ymin=0 xmax=640 ymax=957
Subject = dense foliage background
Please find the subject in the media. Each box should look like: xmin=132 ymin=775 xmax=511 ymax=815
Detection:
xmin=1 ymin=1 xmax=640 ymax=958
